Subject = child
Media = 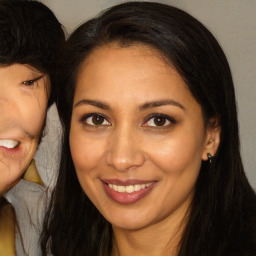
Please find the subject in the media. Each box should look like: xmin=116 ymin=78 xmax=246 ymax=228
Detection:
xmin=0 ymin=1 xmax=65 ymax=255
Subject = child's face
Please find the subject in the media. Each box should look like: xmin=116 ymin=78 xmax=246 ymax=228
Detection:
xmin=0 ymin=64 xmax=49 ymax=195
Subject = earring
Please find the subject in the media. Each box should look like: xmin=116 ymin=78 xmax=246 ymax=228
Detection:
xmin=207 ymin=153 xmax=213 ymax=164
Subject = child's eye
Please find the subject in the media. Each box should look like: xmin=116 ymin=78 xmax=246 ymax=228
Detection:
xmin=22 ymin=80 xmax=35 ymax=86
xmin=21 ymin=75 xmax=45 ymax=87
xmin=143 ymin=114 xmax=176 ymax=128
xmin=81 ymin=113 xmax=111 ymax=126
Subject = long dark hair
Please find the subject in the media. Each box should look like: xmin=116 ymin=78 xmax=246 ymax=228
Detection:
xmin=41 ymin=2 xmax=256 ymax=255
xmin=0 ymin=0 xmax=65 ymax=106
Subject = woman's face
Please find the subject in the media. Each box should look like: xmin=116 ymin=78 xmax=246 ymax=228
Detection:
xmin=70 ymin=44 xmax=219 ymax=231
xmin=0 ymin=64 xmax=49 ymax=195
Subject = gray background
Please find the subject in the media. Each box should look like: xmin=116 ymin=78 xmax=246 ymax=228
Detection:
xmin=38 ymin=0 xmax=256 ymax=188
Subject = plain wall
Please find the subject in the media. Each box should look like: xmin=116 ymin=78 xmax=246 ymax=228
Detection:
xmin=38 ymin=0 xmax=256 ymax=188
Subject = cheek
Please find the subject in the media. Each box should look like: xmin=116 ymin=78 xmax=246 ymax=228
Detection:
xmin=69 ymin=126 xmax=106 ymax=203
xmin=147 ymin=128 xmax=205 ymax=176
xmin=20 ymin=94 xmax=48 ymax=136
xmin=69 ymin=126 xmax=104 ymax=174
xmin=26 ymin=110 xmax=46 ymax=136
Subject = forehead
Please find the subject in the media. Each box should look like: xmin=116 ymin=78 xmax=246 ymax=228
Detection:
xmin=79 ymin=43 xmax=171 ymax=75
xmin=0 ymin=63 xmax=42 ymax=76
xmin=75 ymin=44 xmax=192 ymax=102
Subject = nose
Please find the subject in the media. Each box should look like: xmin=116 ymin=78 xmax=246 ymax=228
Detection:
xmin=105 ymin=126 xmax=145 ymax=172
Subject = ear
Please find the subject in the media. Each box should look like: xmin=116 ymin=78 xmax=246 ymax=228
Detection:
xmin=202 ymin=117 xmax=221 ymax=161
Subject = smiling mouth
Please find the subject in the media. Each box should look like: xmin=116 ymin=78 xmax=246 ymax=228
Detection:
xmin=0 ymin=139 xmax=20 ymax=149
xmin=108 ymin=182 xmax=153 ymax=193
xmin=103 ymin=181 xmax=155 ymax=204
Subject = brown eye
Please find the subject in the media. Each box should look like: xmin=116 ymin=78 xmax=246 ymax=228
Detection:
xmin=143 ymin=114 xmax=176 ymax=128
xmin=153 ymin=117 xmax=167 ymax=126
xmin=22 ymin=80 xmax=35 ymax=86
xmin=82 ymin=114 xmax=111 ymax=126
xmin=92 ymin=115 xmax=105 ymax=125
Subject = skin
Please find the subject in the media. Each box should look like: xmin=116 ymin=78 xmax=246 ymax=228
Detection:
xmin=0 ymin=64 xmax=49 ymax=196
xmin=70 ymin=44 xmax=220 ymax=256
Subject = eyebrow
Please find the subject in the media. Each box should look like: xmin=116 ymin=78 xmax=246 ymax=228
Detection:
xmin=74 ymin=99 xmax=110 ymax=109
xmin=139 ymin=99 xmax=185 ymax=111
xmin=74 ymin=98 xmax=185 ymax=111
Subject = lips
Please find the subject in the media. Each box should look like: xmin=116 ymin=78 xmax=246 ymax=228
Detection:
xmin=0 ymin=139 xmax=20 ymax=149
xmin=102 ymin=179 xmax=156 ymax=204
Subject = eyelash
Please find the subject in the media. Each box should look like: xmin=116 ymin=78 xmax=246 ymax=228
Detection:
xmin=143 ymin=113 xmax=176 ymax=128
xmin=21 ymin=75 xmax=45 ymax=87
xmin=79 ymin=113 xmax=176 ymax=129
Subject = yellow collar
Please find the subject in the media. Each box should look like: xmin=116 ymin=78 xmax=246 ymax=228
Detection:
xmin=22 ymin=159 xmax=44 ymax=186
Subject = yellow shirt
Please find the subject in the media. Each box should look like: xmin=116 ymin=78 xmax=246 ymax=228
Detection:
xmin=0 ymin=160 xmax=43 ymax=256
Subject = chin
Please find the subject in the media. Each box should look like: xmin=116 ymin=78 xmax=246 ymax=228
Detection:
xmin=103 ymin=208 xmax=152 ymax=231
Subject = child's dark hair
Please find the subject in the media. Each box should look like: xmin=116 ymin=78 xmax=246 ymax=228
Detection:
xmin=0 ymin=0 xmax=65 ymax=106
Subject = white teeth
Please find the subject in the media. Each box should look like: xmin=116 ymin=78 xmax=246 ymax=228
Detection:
xmin=134 ymin=184 xmax=141 ymax=192
xmin=118 ymin=186 xmax=125 ymax=193
xmin=0 ymin=139 xmax=19 ymax=149
xmin=108 ymin=182 xmax=153 ymax=193
xmin=125 ymin=185 xmax=134 ymax=193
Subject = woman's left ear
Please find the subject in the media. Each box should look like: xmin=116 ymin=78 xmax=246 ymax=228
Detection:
xmin=202 ymin=117 xmax=221 ymax=161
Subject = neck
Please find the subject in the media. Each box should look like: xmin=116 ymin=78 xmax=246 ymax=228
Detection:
xmin=111 ymin=207 xmax=190 ymax=256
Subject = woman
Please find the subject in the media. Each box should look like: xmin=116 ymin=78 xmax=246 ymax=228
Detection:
xmin=41 ymin=2 xmax=256 ymax=255
xmin=0 ymin=1 xmax=65 ymax=255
